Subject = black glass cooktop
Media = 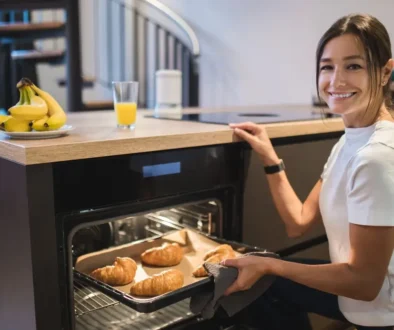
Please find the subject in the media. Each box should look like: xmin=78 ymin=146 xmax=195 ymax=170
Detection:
xmin=145 ymin=111 xmax=338 ymax=125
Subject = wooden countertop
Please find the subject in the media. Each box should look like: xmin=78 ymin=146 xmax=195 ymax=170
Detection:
xmin=0 ymin=105 xmax=344 ymax=165
xmin=0 ymin=22 xmax=65 ymax=33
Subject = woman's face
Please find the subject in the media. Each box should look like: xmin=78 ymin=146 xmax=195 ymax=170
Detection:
xmin=318 ymin=34 xmax=372 ymax=119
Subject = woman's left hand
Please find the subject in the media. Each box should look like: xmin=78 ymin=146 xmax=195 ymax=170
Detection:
xmin=221 ymin=255 xmax=273 ymax=296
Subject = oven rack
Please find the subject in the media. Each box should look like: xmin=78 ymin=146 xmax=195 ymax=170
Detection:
xmin=74 ymin=277 xmax=119 ymax=316
xmin=74 ymin=277 xmax=195 ymax=330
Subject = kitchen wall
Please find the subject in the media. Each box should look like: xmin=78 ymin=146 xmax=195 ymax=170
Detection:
xmin=33 ymin=0 xmax=394 ymax=110
xmin=159 ymin=0 xmax=394 ymax=107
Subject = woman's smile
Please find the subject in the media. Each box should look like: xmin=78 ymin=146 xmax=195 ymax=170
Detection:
xmin=328 ymin=91 xmax=357 ymax=101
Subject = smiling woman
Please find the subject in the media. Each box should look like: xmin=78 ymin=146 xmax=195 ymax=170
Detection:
xmin=316 ymin=16 xmax=393 ymax=128
xmin=227 ymin=13 xmax=394 ymax=330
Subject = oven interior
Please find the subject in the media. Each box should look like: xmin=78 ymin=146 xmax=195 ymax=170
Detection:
xmin=71 ymin=199 xmax=226 ymax=330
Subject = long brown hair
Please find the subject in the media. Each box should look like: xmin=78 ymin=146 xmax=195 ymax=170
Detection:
xmin=316 ymin=14 xmax=392 ymax=122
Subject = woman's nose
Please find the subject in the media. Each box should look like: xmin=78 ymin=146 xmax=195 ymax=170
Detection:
xmin=331 ymin=69 xmax=346 ymax=88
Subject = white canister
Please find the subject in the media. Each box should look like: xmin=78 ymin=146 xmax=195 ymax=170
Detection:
xmin=155 ymin=70 xmax=182 ymax=117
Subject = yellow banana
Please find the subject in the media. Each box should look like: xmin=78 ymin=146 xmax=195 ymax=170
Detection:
xmin=2 ymin=117 xmax=31 ymax=132
xmin=45 ymin=112 xmax=67 ymax=130
xmin=32 ymin=115 xmax=49 ymax=131
xmin=19 ymin=78 xmax=67 ymax=130
xmin=21 ymin=78 xmax=65 ymax=115
xmin=0 ymin=115 xmax=11 ymax=125
xmin=27 ymin=86 xmax=48 ymax=109
xmin=8 ymin=86 xmax=48 ymax=121
xmin=15 ymin=86 xmax=24 ymax=105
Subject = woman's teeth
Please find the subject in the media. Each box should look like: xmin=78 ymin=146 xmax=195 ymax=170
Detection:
xmin=330 ymin=92 xmax=355 ymax=99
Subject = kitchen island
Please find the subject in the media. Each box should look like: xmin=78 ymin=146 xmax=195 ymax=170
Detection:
xmin=0 ymin=105 xmax=344 ymax=330
xmin=0 ymin=105 xmax=343 ymax=165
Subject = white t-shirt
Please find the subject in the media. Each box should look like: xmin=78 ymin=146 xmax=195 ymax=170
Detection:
xmin=320 ymin=120 xmax=394 ymax=326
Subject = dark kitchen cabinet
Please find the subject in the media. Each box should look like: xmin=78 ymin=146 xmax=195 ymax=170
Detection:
xmin=242 ymin=138 xmax=340 ymax=255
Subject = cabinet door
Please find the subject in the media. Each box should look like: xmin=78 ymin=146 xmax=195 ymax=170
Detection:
xmin=242 ymin=138 xmax=339 ymax=252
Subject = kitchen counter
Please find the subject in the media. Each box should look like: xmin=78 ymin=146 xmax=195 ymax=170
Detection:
xmin=0 ymin=105 xmax=344 ymax=165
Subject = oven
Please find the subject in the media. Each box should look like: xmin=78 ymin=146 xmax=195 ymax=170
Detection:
xmin=53 ymin=144 xmax=257 ymax=330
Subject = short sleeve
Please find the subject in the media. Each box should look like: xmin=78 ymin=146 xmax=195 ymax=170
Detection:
xmin=321 ymin=157 xmax=329 ymax=179
xmin=347 ymin=144 xmax=394 ymax=226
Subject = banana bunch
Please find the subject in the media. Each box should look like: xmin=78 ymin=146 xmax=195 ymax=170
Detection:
xmin=8 ymin=85 xmax=48 ymax=120
xmin=23 ymin=78 xmax=67 ymax=131
xmin=0 ymin=78 xmax=67 ymax=133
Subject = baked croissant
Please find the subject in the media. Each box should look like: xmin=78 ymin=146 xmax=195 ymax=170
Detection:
xmin=141 ymin=242 xmax=183 ymax=266
xmin=129 ymin=269 xmax=184 ymax=296
xmin=193 ymin=248 xmax=236 ymax=277
xmin=203 ymin=244 xmax=234 ymax=261
xmin=90 ymin=257 xmax=137 ymax=286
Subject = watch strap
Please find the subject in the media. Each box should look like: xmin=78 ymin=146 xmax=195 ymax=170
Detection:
xmin=264 ymin=159 xmax=285 ymax=175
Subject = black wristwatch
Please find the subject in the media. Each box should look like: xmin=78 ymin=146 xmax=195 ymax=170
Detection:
xmin=264 ymin=159 xmax=285 ymax=175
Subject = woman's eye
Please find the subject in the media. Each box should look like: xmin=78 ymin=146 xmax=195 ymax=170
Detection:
xmin=320 ymin=65 xmax=332 ymax=71
xmin=348 ymin=64 xmax=362 ymax=70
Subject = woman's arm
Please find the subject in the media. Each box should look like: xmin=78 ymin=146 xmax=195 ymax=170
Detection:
xmin=266 ymin=173 xmax=322 ymax=238
xmin=224 ymin=224 xmax=394 ymax=301
xmin=230 ymin=122 xmax=322 ymax=237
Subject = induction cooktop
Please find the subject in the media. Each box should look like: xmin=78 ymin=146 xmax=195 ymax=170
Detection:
xmin=145 ymin=111 xmax=338 ymax=125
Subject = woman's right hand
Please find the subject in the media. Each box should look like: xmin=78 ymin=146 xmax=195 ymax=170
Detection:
xmin=229 ymin=122 xmax=280 ymax=166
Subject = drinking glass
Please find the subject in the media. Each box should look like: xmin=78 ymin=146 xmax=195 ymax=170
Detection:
xmin=112 ymin=81 xmax=139 ymax=129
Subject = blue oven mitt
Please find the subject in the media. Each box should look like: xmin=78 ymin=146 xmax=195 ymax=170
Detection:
xmin=190 ymin=251 xmax=280 ymax=319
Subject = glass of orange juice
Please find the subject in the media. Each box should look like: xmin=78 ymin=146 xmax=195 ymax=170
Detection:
xmin=112 ymin=81 xmax=139 ymax=129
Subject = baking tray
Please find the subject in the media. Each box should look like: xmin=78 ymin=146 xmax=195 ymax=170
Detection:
xmin=74 ymin=228 xmax=264 ymax=313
